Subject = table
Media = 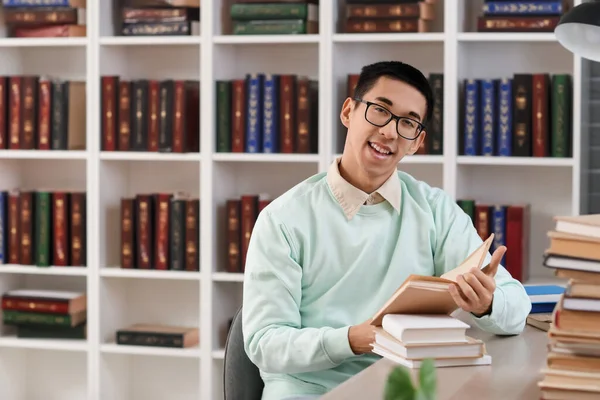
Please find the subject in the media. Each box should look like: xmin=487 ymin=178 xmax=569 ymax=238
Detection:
xmin=321 ymin=325 xmax=549 ymax=400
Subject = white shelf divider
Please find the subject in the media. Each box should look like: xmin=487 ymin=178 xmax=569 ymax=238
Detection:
xmin=0 ymin=0 xmax=588 ymax=399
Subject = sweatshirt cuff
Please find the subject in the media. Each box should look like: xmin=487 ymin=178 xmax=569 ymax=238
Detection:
xmin=322 ymin=326 xmax=355 ymax=365
xmin=472 ymin=287 xmax=506 ymax=327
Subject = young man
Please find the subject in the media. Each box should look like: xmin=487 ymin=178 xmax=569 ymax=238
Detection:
xmin=241 ymin=61 xmax=531 ymax=400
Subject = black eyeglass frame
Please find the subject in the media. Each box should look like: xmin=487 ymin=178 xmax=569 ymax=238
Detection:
xmin=353 ymin=97 xmax=426 ymax=141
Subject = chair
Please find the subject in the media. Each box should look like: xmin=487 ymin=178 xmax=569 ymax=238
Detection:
xmin=223 ymin=306 xmax=264 ymax=400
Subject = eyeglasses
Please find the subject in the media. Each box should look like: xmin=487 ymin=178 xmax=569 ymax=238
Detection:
xmin=353 ymin=98 xmax=425 ymax=141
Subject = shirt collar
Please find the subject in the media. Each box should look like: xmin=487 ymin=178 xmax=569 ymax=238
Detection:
xmin=326 ymin=156 xmax=401 ymax=220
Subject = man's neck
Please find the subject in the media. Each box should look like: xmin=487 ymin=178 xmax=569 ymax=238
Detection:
xmin=338 ymin=155 xmax=392 ymax=194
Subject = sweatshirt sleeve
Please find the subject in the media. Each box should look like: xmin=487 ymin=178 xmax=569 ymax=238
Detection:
xmin=429 ymin=189 xmax=532 ymax=335
xmin=241 ymin=209 xmax=356 ymax=375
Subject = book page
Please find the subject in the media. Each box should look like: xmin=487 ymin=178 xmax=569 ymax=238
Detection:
xmin=440 ymin=234 xmax=494 ymax=282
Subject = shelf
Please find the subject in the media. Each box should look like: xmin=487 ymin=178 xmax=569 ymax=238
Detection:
xmin=101 ymin=343 xmax=201 ymax=358
xmin=0 ymin=150 xmax=88 ymax=160
xmin=456 ymin=156 xmax=575 ymax=167
xmin=99 ymin=152 xmax=202 ymax=162
xmin=0 ymin=38 xmax=88 ymax=47
xmin=457 ymin=33 xmax=558 ymax=42
xmin=100 ymin=268 xmax=201 ymax=280
xmin=212 ymin=272 xmax=244 ymax=282
xmin=212 ymin=153 xmax=319 ymax=163
xmin=212 ymin=349 xmax=225 ymax=359
xmin=213 ymin=34 xmax=320 ymax=44
xmin=99 ymin=36 xmax=202 ymax=46
xmin=0 ymin=265 xmax=88 ymax=276
xmin=333 ymin=33 xmax=445 ymax=43
xmin=0 ymin=336 xmax=88 ymax=352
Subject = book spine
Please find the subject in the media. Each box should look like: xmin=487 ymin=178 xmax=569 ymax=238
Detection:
xmin=497 ymin=78 xmax=512 ymax=156
xmin=262 ymin=74 xmax=279 ymax=153
xmin=463 ymin=79 xmax=480 ymax=155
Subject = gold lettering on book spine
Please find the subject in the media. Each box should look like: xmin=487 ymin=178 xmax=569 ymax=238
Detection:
xmin=158 ymin=200 xmax=168 ymax=264
xmin=515 ymin=84 xmax=527 ymax=146
xmin=40 ymin=82 xmax=49 ymax=145
xmin=56 ymin=197 xmax=65 ymax=262
xmin=10 ymin=81 xmax=19 ymax=144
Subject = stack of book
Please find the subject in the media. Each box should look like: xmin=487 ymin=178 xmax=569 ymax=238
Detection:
xmin=476 ymin=0 xmax=567 ymax=32
xmin=228 ymin=0 xmax=319 ymax=35
xmin=342 ymin=0 xmax=436 ymax=34
xmin=371 ymin=314 xmax=491 ymax=368
xmin=1 ymin=289 xmax=86 ymax=339
xmin=116 ymin=323 xmax=199 ymax=348
xmin=118 ymin=0 xmax=200 ymax=36
xmin=537 ymin=214 xmax=600 ymax=398
xmin=524 ymin=284 xmax=565 ymax=332
xmin=1 ymin=0 xmax=87 ymax=38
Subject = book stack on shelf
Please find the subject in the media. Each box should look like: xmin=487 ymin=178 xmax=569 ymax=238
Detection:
xmin=0 ymin=76 xmax=86 ymax=151
xmin=224 ymin=194 xmax=270 ymax=273
xmin=226 ymin=0 xmax=319 ymax=35
xmin=345 ymin=72 xmax=444 ymax=155
xmin=117 ymin=0 xmax=200 ymax=36
xmin=100 ymin=76 xmax=199 ymax=153
xmin=456 ymin=200 xmax=529 ymax=283
xmin=115 ymin=323 xmax=199 ymax=348
xmin=1 ymin=289 xmax=86 ymax=339
xmin=0 ymin=190 xmax=86 ymax=267
xmin=537 ymin=214 xmax=600 ymax=399
xmin=460 ymin=73 xmax=571 ymax=158
xmin=476 ymin=0 xmax=568 ymax=32
xmin=119 ymin=193 xmax=199 ymax=271
xmin=0 ymin=0 xmax=87 ymax=38
xmin=371 ymin=314 xmax=491 ymax=368
xmin=342 ymin=0 xmax=437 ymax=34
xmin=215 ymin=75 xmax=318 ymax=154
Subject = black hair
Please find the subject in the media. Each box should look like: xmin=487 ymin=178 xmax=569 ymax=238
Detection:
xmin=353 ymin=60 xmax=434 ymax=127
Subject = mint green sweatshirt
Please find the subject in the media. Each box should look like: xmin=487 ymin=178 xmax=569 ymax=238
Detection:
xmin=242 ymin=170 xmax=532 ymax=400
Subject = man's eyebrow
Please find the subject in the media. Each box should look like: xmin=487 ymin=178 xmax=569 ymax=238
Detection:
xmin=375 ymin=96 xmax=422 ymax=122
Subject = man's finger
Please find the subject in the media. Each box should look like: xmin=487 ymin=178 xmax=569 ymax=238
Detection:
xmin=470 ymin=267 xmax=496 ymax=292
xmin=449 ymin=284 xmax=469 ymax=309
xmin=463 ymin=271 xmax=488 ymax=297
xmin=456 ymin=274 xmax=479 ymax=303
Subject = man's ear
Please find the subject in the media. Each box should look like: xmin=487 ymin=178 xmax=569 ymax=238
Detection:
xmin=407 ymin=131 xmax=427 ymax=155
xmin=340 ymin=97 xmax=354 ymax=128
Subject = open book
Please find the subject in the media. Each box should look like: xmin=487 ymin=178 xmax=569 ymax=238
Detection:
xmin=370 ymin=234 xmax=496 ymax=326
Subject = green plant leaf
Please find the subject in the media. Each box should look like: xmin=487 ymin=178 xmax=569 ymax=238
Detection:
xmin=418 ymin=359 xmax=437 ymax=400
xmin=384 ymin=366 xmax=416 ymax=400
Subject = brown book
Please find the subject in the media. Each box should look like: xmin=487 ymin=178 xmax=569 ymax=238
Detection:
xmin=231 ymin=79 xmax=246 ymax=153
xmin=240 ymin=195 xmax=259 ymax=272
xmin=0 ymin=77 xmax=6 ymax=149
xmin=546 ymin=231 xmax=600 ymax=261
xmin=52 ymin=192 xmax=70 ymax=266
xmin=184 ymin=81 xmax=200 ymax=153
xmin=120 ymin=198 xmax=135 ymax=269
xmin=345 ymin=18 xmax=430 ymax=33
xmin=147 ymin=80 xmax=160 ymax=151
xmin=8 ymin=76 xmax=21 ymax=150
xmin=4 ymin=8 xmax=85 ymax=25
xmin=116 ymin=323 xmax=199 ymax=348
xmin=226 ymin=199 xmax=241 ymax=273
xmin=532 ymin=74 xmax=550 ymax=157
xmin=477 ymin=16 xmax=560 ymax=32
xmin=67 ymin=81 xmax=86 ymax=150
xmin=7 ymin=190 xmax=19 ymax=264
xmin=154 ymin=193 xmax=172 ymax=270
xmin=21 ymin=76 xmax=38 ymax=149
xmin=185 ymin=199 xmax=199 ymax=271
xmin=70 ymin=192 xmax=86 ymax=266
xmin=13 ymin=24 xmax=87 ymax=38
xmin=38 ymin=78 xmax=52 ymax=150
xmin=135 ymin=194 xmax=153 ymax=269
xmin=474 ymin=204 xmax=490 ymax=241
xmin=346 ymin=2 xmax=436 ymax=20
xmin=118 ymin=80 xmax=131 ymax=151
xmin=19 ymin=191 xmax=33 ymax=265
xmin=279 ymin=75 xmax=296 ymax=153
xmin=371 ymin=234 xmax=495 ymax=326
xmin=101 ymin=76 xmax=118 ymax=151
xmin=172 ymin=80 xmax=185 ymax=153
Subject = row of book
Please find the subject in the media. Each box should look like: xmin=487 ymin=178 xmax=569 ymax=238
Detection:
xmin=477 ymin=0 xmax=566 ymax=33
xmin=1 ymin=289 xmax=86 ymax=339
xmin=460 ymin=73 xmax=571 ymax=158
xmin=0 ymin=190 xmax=86 ymax=267
xmin=227 ymin=1 xmax=317 ymax=35
xmin=537 ymin=213 xmax=600 ymax=399
xmin=457 ymin=200 xmax=529 ymax=283
xmin=0 ymin=76 xmax=86 ymax=151
xmin=115 ymin=0 xmax=199 ymax=37
xmin=1 ymin=0 xmax=86 ymax=38
xmin=100 ymin=76 xmax=199 ymax=153
xmin=346 ymin=72 xmax=444 ymax=156
xmin=120 ymin=193 xmax=199 ymax=271
xmin=216 ymin=74 xmax=318 ymax=154
xmin=343 ymin=0 xmax=437 ymax=34
xmin=225 ymin=194 xmax=270 ymax=274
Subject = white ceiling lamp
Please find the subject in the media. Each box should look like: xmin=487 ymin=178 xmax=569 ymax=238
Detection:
xmin=555 ymin=1 xmax=600 ymax=60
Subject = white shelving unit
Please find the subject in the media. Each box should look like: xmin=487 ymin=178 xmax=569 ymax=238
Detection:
xmin=0 ymin=0 xmax=589 ymax=399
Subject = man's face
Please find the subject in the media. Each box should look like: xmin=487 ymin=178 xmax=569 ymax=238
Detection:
xmin=340 ymin=76 xmax=428 ymax=179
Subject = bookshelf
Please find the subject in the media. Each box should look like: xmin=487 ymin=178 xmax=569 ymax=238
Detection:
xmin=0 ymin=0 xmax=590 ymax=399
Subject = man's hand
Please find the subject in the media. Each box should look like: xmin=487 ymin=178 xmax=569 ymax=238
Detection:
xmin=449 ymin=245 xmax=507 ymax=317
xmin=348 ymin=319 xmax=376 ymax=355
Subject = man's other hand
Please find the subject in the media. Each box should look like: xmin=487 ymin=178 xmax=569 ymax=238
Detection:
xmin=449 ymin=245 xmax=507 ymax=317
xmin=348 ymin=319 xmax=376 ymax=355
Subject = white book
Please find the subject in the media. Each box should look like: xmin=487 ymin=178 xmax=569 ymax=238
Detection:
xmin=382 ymin=314 xmax=470 ymax=345
xmin=372 ymin=343 xmax=492 ymax=369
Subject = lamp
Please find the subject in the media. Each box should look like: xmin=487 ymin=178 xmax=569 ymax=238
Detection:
xmin=555 ymin=2 xmax=600 ymax=61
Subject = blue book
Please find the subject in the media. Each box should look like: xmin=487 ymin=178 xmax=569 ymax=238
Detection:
xmin=524 ymin=285 xmax=565 ymax=313
xmin=262 ymin=74 xmax=280 ymax=153
xmin=480 ymin=79 xmax=497 ymax=156
xmin=2 ymin=0 xmax=76 ymax=6
xmin=483 ymin=1 xmax=564 ymax=15
xmin=245 ymin=73 xmax=264 ymax=153
xmin=496 ymin=78 xmax=512 ymax=156
xmin=463 ymin=79 xmax=480 ymax=156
